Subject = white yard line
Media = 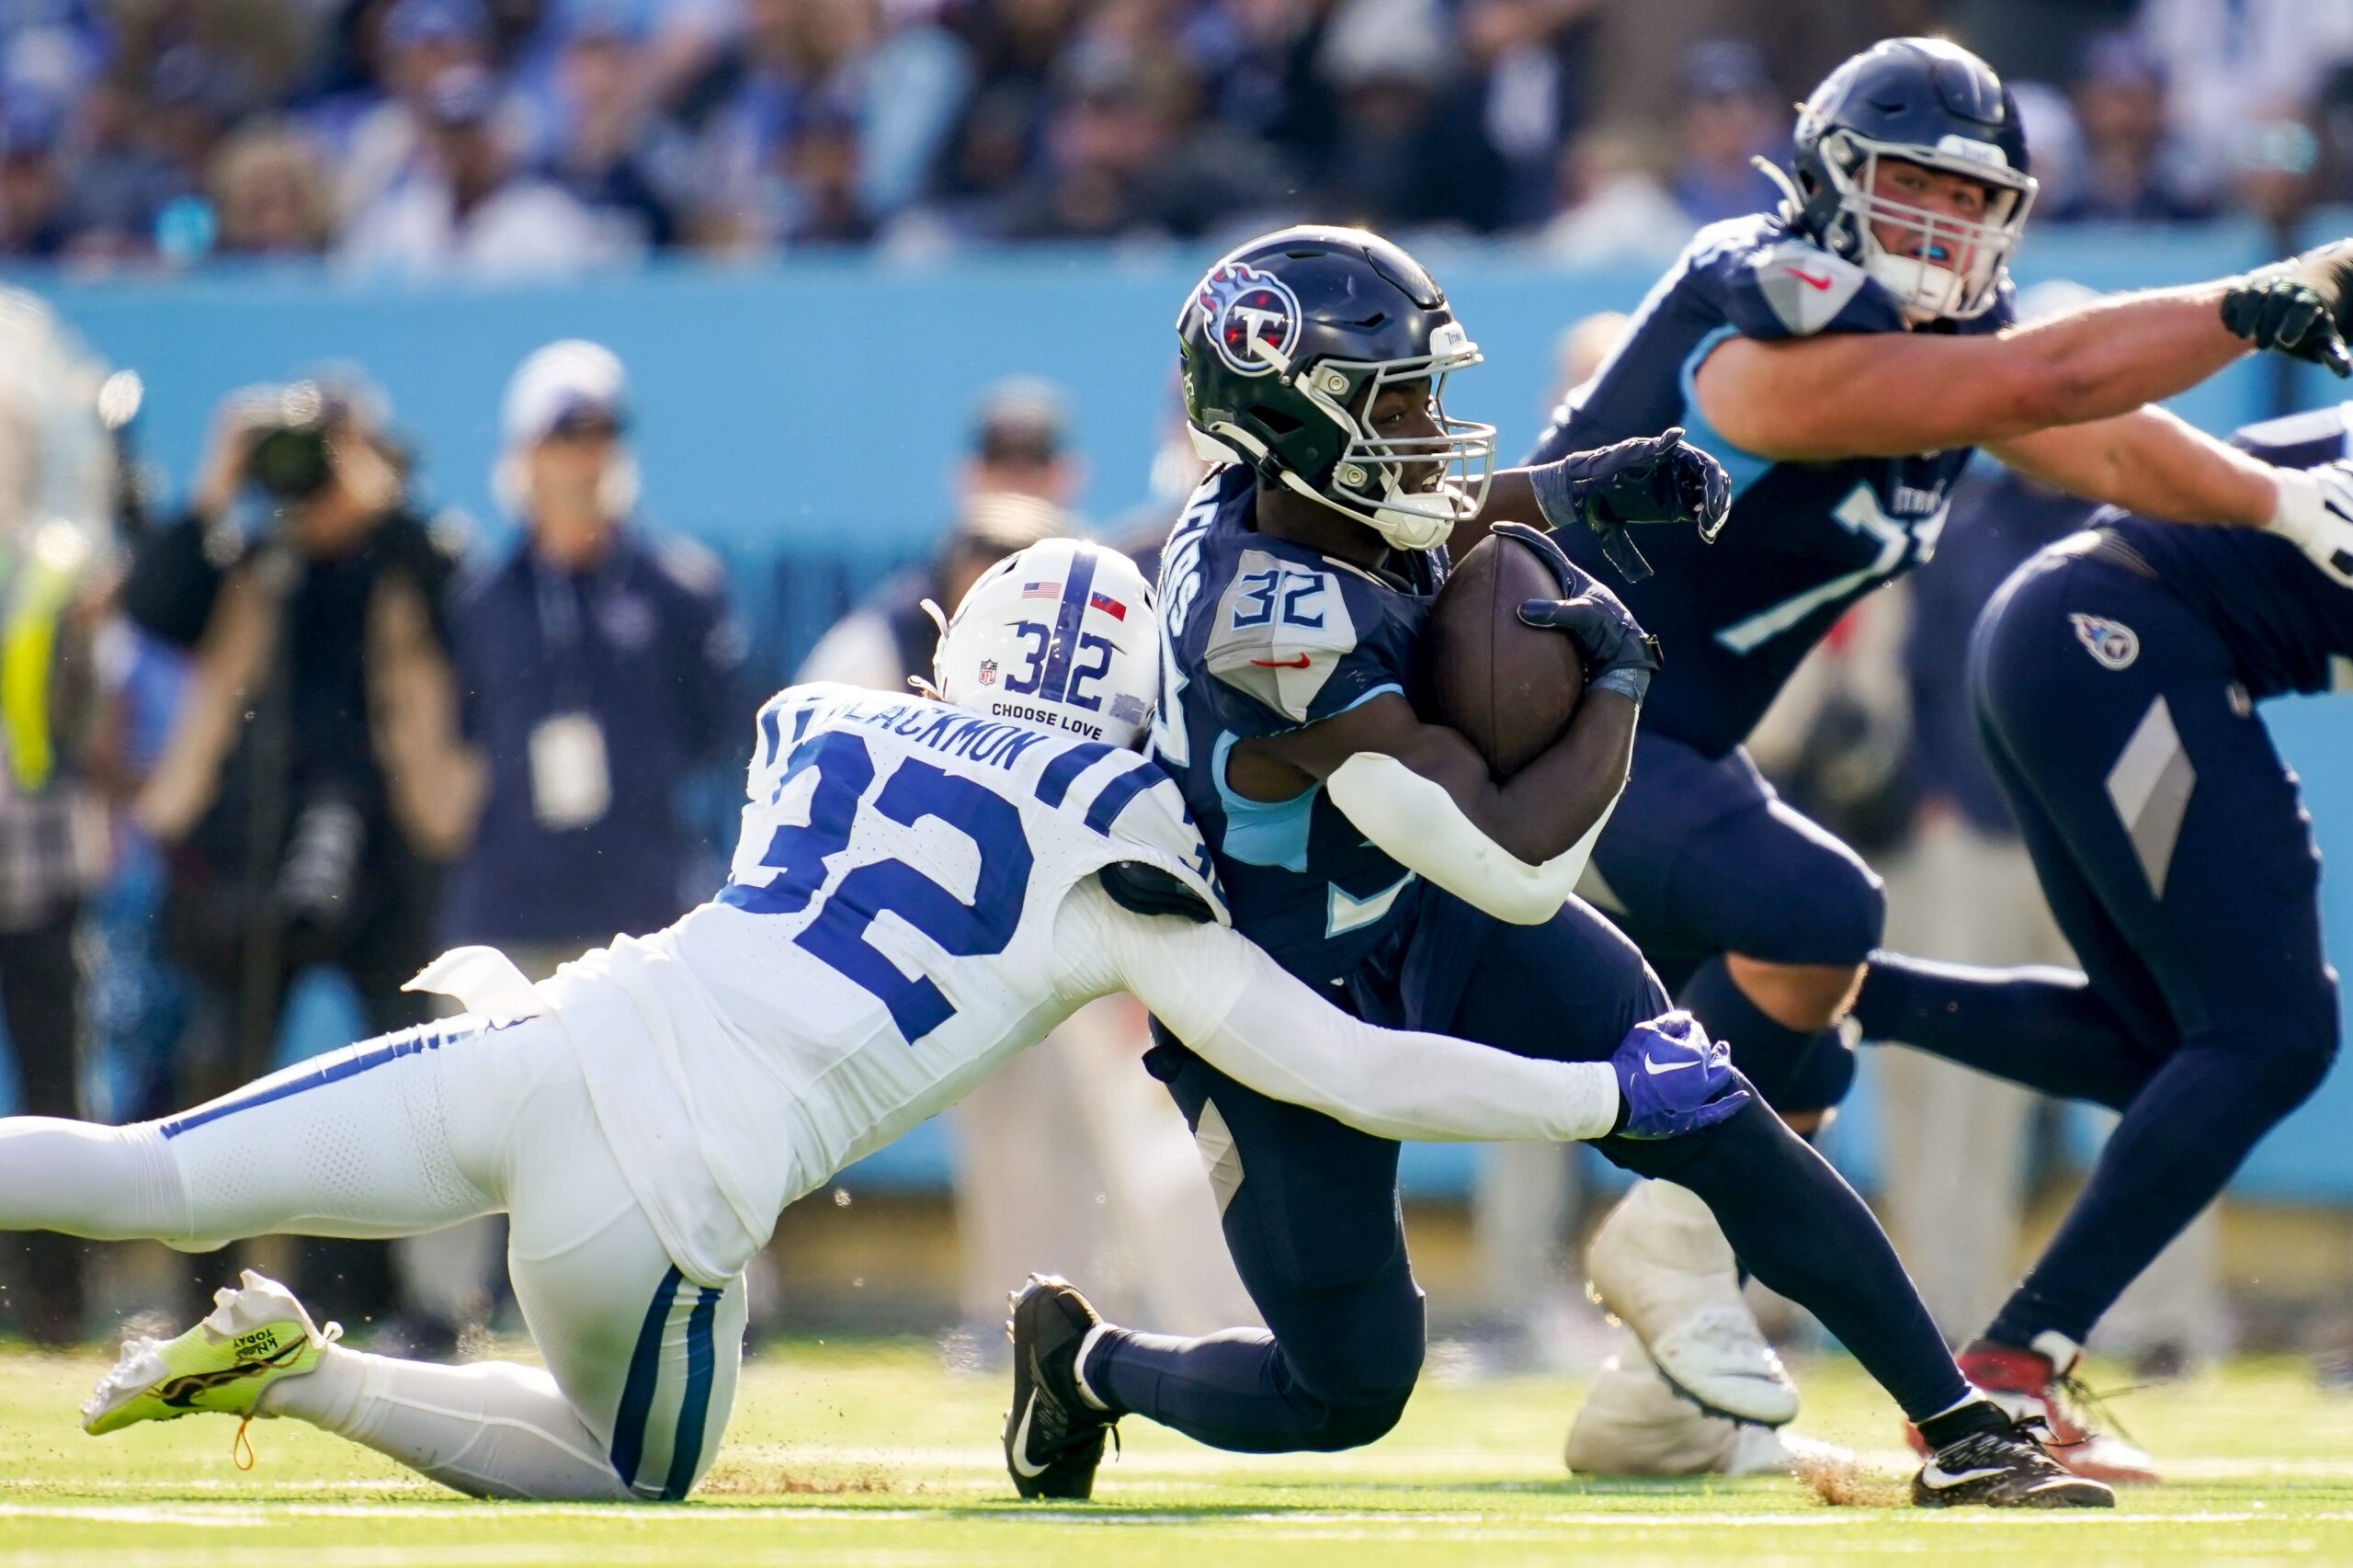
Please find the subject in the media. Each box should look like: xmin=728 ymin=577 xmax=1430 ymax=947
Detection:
xmin=3 ymin=1501 xmax=2348 ymax=1528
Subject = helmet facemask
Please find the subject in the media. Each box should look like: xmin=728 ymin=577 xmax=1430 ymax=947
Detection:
xmin=1809 ymin=131 xmax=2035 ymax=321
xmin=1194 ymin=321 xmax=1496 ymax=552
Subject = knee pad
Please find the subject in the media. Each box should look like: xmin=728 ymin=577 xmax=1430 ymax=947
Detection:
xmin=1802 ymin=861 xmax=1886 ymax=971
xmin=1303 ymin=1388 xmax=1415 ymax=1452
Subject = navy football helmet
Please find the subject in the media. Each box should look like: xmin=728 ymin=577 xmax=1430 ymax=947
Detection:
xmin=1176 ymin=226 xmax=1495 ymax=551
xmin=1783 ymin=37 xmax=2035 ymax=321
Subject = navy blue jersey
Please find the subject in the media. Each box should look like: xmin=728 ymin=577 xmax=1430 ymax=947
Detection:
xmin=1149 ymin=463 xmax=1442 ymax=983
xmin=2098 ymin=404 xmax=2353 ymax=701
xmin=1529 ymin=212 xmax=2013 ymax=757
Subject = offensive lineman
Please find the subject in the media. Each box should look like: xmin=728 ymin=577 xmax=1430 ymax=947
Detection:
xmin=1524 ymin=36 xmax=2353 ymax=1474
xmin=1859 ymin=408 xmax=2353 ymax=1479
xmin=0 ymin=540 xmax=1741 ymax=1501
xmin=1006 ymin=224 xmax=2113 ymax=1509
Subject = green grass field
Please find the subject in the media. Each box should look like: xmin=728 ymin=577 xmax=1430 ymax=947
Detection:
xmin=6 ymin=1342 xmax=2353 ymax=1566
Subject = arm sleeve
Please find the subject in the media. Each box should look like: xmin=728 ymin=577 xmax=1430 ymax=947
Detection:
xmin=1323 ymin=751 xmax=1617 ymax=926
xmin=1055 ymin=878 xmax=1620 ymax=1142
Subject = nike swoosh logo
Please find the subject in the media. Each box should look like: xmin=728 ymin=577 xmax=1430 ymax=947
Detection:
xmin=1642 ymin=1054 xmax=1699 ymax=1074
xmin=1920 ymin=1464 xmax=2006 ymax=1488
xmin=1789 ymin=268 xmax=1835 ymax=290
xmin=1008 ymin=1392 xmax=1049 ymax=1478
xmin=1250 ymin=655 xmax=1312 ymax=669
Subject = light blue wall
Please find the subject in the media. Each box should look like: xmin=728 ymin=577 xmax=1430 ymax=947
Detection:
xmin=19 ymin=223 xmax=2353 ymax=1201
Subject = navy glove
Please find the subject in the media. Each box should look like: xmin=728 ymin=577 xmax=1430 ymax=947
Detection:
xmin=2222 ymin=242 xmax=2353 ymax=378
xmin=1487 ymin=521 xmax=1663 ymax=703
xmin=1609 ymin=1012 xmax=1749 ymax=1141
xmin=1529 ymin=426 xmax=1733 ymax=583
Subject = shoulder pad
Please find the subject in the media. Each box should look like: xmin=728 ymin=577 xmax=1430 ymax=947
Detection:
xmin=1200 ymin=548 xmax=1370 ymax=723
xmin=1097 ymin=862 xmax=1218 ymax=924
xmin=1747 ymin=240 xmax=1877 ymax=337
xmin=652 ymin=532 xmax=726 ymax=596
xmin=1093 ymin=762 xmax=1229 ymax=922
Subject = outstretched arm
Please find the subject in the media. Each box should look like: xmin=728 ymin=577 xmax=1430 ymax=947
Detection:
xmin=1059 ymin=880 xmax=1624 ymax=1142
xmin=1698 ymin=243 xmax=2353 ymax=460
xmin=1696 ymin=283 xmax=2253 ymax=460
xmin=1986 ymin=408 xmax=2278 ymax=524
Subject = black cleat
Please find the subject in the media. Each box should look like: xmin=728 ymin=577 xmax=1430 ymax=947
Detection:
xmin=1913 ymin=1416 xmax=2118 ymax=1509
xmin=1003 ymin=1273 xmax=1118 ymax=1500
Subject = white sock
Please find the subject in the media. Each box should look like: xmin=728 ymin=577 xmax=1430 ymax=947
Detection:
xmin=260 ymin=1346 xmax=630 ymax=1501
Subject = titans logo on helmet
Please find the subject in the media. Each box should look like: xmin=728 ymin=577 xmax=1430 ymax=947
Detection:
xmin=2070 ymin=613 xmax=2141 ymax=671
xmin=1196 ymin=263 xmax=1302 ymax=377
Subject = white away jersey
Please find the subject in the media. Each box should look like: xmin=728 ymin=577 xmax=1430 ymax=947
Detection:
xmin=538 ymin=683 xmax=1224 ymax=1284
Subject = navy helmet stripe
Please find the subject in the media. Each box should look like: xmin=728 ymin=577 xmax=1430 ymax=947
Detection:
xmin=663 ymin=1286 xmax=722 ymax=1501
xmin=1084 ymin=758 xmax=1167 ymax=835
xmin=611 ymin=1267 xmax=683 ymax=1491
xmin=158 ymin=1028 xmax=450 ymax=1141
xmin=1034 ymin=741 xmax=1117 ymax=809
xmin=1038 ymin=547 xmax=1101 ymax=705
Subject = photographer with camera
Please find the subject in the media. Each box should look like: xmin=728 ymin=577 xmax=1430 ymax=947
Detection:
xmin=120 ymin=380 xmax=480 ymax=1335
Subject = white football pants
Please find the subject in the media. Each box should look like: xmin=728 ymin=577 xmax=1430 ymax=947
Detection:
xmin=0 ymin=1016 xmax=745 ymax=1501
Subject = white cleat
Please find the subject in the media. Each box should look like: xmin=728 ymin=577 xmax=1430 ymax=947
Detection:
xmin=1564 ymin=1351 xmax=1793 ymax=1478
xmin=1585 ymin=1178 xmax=1799 ymax=1426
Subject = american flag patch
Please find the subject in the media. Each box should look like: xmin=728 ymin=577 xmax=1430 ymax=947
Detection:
xmin=1087 ymin=591 xmax=1127 ymax=620
xmin=1020 ymin=581 xmax=1060 ymax=600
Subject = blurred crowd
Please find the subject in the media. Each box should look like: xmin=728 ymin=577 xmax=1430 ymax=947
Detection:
xmin=7 ymin=0 xmax=2353 ymax=272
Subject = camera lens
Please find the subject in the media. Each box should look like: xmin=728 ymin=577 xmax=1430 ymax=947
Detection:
xmin=246 ymin=426 xmax=334 ymax=501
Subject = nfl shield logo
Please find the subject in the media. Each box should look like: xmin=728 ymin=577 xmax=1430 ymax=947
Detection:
xmin=978 ymin=659 xmax=998 ymax=687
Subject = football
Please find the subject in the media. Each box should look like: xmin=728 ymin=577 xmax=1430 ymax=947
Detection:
xmin=1421 ymin=528 xmax=1586 ymax=778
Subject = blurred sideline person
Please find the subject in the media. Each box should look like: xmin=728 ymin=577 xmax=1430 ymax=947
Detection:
xmin=961 ymin=377 xmax=1085 ymax=512
xmin=428 ymin=341 xmax=745 ymax=1338
xmin=797 ymin=486 xmax=1256 ymax=1337
xmin=119 ymin=379 xmax=478 ymax=1335
xmin=0 ymin=291 xmax=115 ymax=1345
xmin=0 ymin=540 xmax=1707 ymax=1502
xmin=445 ymin=341 xmax=746 ymax=977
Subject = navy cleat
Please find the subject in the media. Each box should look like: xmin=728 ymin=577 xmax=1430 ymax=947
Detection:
xmin=1913 ymin=1413 xmax=2117 ymax=1509
xmin=1004 ymin=1274 xmax=1118 ymax=1500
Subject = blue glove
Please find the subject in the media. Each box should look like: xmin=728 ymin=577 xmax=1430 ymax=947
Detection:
xmin=1609 ymin=1012 xmax=1750 ymax=1141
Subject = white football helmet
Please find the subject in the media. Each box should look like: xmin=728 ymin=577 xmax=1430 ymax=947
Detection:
xmin=932 ymin=539 xmax=1160 ymax=749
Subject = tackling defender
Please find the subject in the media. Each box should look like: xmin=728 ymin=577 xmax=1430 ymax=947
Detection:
xmin=1523 ymin=35 xmax=2353 ymax=1472
xmin=0 ymin=540 xmax=1740 ymax=1502
xmin=1006 ymin=224 xmax=2112 ymax=1510
xmin=1859 ymin=407 xmax=2353 ymax=1480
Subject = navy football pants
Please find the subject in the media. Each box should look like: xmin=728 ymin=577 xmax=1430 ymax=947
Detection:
xmin=1586 ymin=731 xmax=1881 ymax=1112
xmin=1094 ymin=892 xmax=1972 ymax=1450
xmin=1952 ymin=549 xmax=2339 ymax=1346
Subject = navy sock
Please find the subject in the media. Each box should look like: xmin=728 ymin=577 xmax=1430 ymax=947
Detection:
xmin=1625 ymin=1101 xmax=1969 ymax=1424
xmin=1676 ymin=954 xmax=1851 ymax=1112
xmin=1987 ymin=1035 xmax=2328 ymax=1348
xmin=1086 ymin=1326 xmax=1403 ymax=1454
xmin=1853 ymin=951 xmax=2160 ymax=1109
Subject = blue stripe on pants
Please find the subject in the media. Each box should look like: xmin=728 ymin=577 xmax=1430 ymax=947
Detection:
xmin=158 ymin=1028 xmax=449 ymax=1140
xmin=664 ymin=1286 xmax=722 ymax=1500
xmin=611 ymin=1267 xmax=682 ymax=1492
